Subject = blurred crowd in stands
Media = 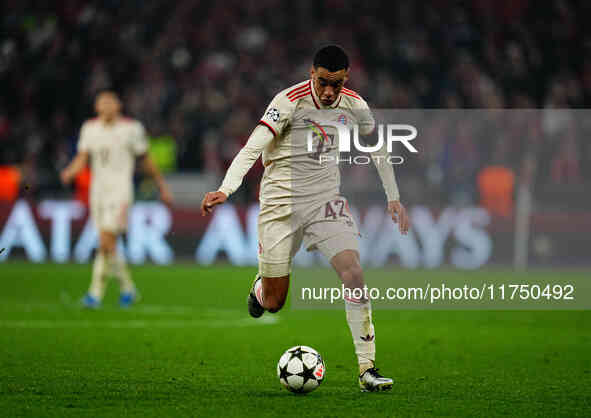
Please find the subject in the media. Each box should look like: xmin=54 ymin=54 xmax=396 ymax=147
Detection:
xmin=1 ymin=0 xmax=590 ymax=212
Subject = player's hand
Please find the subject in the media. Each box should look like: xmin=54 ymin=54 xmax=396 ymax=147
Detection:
xmin=159 ymin=184 xmax=174 ymax=206
xmin=60 ymin=169 xmax=74 ymax=185
xmin=387 ymin=200 xmax=410 ymax=235
xmin=201 ymin=191 xmax=227 ymax=216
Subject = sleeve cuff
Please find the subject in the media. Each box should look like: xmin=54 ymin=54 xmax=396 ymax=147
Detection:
xmin=258 ymin=120 xmax=277 ymax=136
xmin=386 ymin=192 xmax=400 ymax=202
xmin=218 ymin=187 xmax=231 ymax=198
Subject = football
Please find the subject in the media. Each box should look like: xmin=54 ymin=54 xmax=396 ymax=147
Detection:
xmin=277 ymin=345 xmax=325 ymax=394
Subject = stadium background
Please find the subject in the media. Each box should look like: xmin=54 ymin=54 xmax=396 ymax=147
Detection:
xmin=0 ymin=2 xmax=590 ymax=417
xmin=0 ymin=0 xmax=591 ymax=265
xmin=1 ymin=0 xmax=591 ymax=267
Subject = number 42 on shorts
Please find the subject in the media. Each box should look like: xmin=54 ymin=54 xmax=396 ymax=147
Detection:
xmin=324 ymin=199 xmax=353 ymax=225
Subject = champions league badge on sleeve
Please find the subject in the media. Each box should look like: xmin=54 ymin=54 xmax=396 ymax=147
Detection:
xmin=266 ymin=108 xmax=280 ymax=122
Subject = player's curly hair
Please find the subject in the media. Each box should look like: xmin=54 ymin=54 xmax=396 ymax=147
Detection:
xmin=313 ymin=45 xmax=349 ymax=72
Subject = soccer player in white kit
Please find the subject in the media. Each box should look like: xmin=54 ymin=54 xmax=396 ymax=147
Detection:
xmin=61 ymin=91 xmax=173 ymax=308
xmin=201 ymin=46 xmax=410 ymax=392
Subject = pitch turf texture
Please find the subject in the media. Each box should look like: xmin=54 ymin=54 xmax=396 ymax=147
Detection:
xmin=0 ymin=262 xmax=589 ymax=417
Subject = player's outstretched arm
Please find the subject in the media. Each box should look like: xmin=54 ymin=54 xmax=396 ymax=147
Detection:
xmin=60 ymin=152 xmax=89 ymax=185
xmin=201 ymin=124 xmax=275 ymax=216
xmin=141 ymin=154 xmax=174 ymax=206
xmin=367 ymin=144 xmax=409 ymax=234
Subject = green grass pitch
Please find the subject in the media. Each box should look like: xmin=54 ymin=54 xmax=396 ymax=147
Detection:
xmin=0 ymin=262 xmax=590 ymax=417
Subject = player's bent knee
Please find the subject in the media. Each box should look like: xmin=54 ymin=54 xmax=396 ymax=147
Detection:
xmin=100 ymin=243 xmax=116 ymax=255
xmin=339 ymin=264 xmax=364 ymax=288
xmin=99 ymin=231 xmax=117 ymax=254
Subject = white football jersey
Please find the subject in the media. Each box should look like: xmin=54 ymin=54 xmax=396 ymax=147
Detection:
xmin=257 ymin=79 xmax=375 ymax=208
xmin=218 ymin=79 xmax=399 ymax=209
xmin=77 ymin=117 xmax=148 ymax=204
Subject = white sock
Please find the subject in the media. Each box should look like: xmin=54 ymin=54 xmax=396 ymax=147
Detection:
xmin=89 ymin=252 xmax=108 ymax=300
xmin=111 ymin=253 xmax=135 ymax=294
xmin=254 ymin=277 xmax=264 ymax=306
xmin=345 ymin=296 xmax=376 ymax=374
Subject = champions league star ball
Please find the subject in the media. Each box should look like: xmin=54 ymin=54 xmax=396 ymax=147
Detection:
xmin=277 ymin=345 xmax=325 ymax=393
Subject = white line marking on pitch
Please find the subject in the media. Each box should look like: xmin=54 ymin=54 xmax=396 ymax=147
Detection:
xmin=0 ymin=302 xmax=225 ymax=315
xmin=0 ymin=316 xmax=279 ymax=329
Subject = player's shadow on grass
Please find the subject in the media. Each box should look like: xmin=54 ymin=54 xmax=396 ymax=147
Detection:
xmin=245 ymin=388 xmax=324 ymax=398
xmin=244 ymin=388 xmax=393 ymax=399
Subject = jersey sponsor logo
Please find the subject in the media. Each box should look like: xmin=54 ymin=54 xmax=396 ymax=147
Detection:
xmin=308 ymin=132 xmax=335 ymax=161
xmin=266 ymin=108 xmax=280 ymax=122
xmin=305 ymin=119 xmax=336 ymax=161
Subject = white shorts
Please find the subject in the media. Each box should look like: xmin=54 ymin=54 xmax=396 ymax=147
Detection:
xmin=90 ymin=198 xmax=129 ymax=235
xmin=257 ymin=197 xmax=360 ymax=277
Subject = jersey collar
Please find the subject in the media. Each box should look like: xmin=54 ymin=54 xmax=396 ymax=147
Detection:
xmin=309 ymin=79 xmax=342 ymax=109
